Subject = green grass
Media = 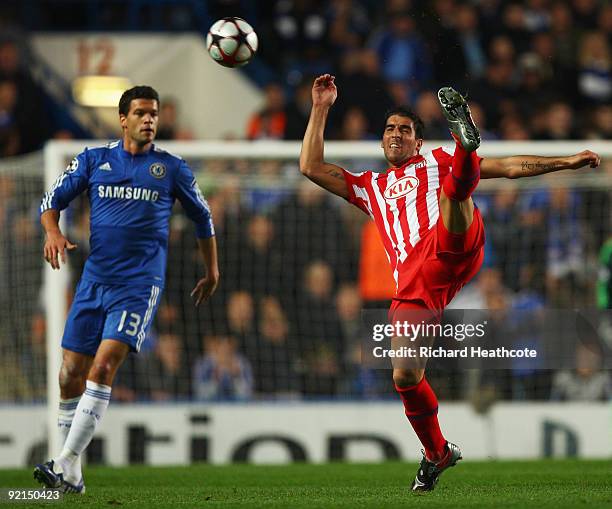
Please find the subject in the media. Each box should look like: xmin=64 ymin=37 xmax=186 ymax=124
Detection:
xmin=2 ymin=460 xmax=611 ymax=508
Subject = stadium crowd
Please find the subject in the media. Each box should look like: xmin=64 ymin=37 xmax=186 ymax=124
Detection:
xmin=0 ymin=0 xmax=610 ymax=404
xmin=242 ymin=0 xmax=611 ymax=143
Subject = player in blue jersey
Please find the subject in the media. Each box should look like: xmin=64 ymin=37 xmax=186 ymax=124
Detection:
xmin=34 ymin=86 xmax=219 ymax=493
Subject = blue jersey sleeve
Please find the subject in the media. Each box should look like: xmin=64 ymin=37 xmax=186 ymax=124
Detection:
xmin=40 ymin=150 xmax=90 ymax=215
xmin=174 ymin=160 xmax=215 ymax=238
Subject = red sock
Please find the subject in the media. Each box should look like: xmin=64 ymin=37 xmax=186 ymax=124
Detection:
xmin=395 ymin=377 xmax=447 ymax=462
xmin=442 ymin=139 xmax=481 ymax=201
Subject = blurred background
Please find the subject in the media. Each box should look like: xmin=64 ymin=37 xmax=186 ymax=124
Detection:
xmin=0 ymin=0 xmax=610 ymax=466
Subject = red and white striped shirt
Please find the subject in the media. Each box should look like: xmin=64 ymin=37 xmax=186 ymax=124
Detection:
xmin=343 ymin=146 xmax=454 ymax=287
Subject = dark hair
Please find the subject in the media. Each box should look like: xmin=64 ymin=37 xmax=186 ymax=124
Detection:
xmin=118 ymin=85 xmax=160 ymax=116
xmin=383 ymin=106 xmax=425 ymax=139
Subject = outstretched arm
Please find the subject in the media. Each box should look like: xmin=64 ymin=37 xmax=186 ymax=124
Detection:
xmin=481 ymin=150 xmax=601 ymax=179
xmin=299 ymin=74 xmax=349 ymax=199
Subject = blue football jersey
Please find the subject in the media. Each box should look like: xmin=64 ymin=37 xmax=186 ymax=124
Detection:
xmin=40 ymin=140 xmax=214 ymax=287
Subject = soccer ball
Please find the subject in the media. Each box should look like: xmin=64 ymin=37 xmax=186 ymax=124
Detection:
xmin=206 ymin=17 xmax=258 ymax=68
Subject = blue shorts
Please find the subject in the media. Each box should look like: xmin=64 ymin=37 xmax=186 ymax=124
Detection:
xmin=62 ymin=279 xmax=162 ymax=356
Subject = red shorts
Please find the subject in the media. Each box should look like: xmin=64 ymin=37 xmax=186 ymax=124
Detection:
xmin=390 ymin=208 xmax=485 ymax=318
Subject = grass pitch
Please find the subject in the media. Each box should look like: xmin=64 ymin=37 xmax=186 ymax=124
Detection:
xmin=2 ymin=460 xmax=611 ymax=508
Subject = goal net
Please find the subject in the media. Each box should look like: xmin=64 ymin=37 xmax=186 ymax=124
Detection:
xmin=1 ymin=139 xmax=610 ymax=453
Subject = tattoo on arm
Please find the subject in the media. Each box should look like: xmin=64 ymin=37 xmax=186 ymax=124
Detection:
xmin=521 ymin=161 xmax=558 ymax=174
xmin=325 ymin=168 xmax=344 ymax=180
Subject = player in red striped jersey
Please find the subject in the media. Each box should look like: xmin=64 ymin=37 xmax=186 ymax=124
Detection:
xmin=300 ymin=74 xmax=600 ymax=491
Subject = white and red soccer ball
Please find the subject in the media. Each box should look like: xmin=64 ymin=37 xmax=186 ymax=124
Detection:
xmin=206 ymin=17 xmax=258 ymax=68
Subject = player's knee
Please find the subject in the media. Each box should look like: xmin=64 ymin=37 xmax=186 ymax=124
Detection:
xmin=88 ymin=359 xmax=118 ymax=386
xmin=58 ymin=361 xmax=87 ymax=396
xmin=393 ymin=368 xmax=424 ymax=388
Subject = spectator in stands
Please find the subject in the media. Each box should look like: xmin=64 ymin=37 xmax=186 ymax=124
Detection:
xmin=226 ymin=290 xmax=258 ymax=345
xmin=488 ymin=35 xmax=517 ymax=68
xmin=244 ymin=161 xmax=290 ymax=213
xmin=455 ymin=3 xmax=488 ymax=79
xmin=546 ymin=188 xmax=585 ymax=306
xmin=368 ymin=5 xmax=432 ymax=97
xmin=516 ymin=54 xmax=556 ymax=119
xmin=156 ymin=96 xmax=193 ymax=140
xmin=422 ymin=0 xmax=462 ymax=84
xmin=536 ymin=102 xmax=579 ymax=140
xmin=296 ymin=260 xmax=343 ymax=396
xmin=192 ymin=334 xmax=253 ymax=401
xmin=576 ymin=31 xmax=611 ymax=105
xmin=465 ymin=58 xmax=516 ymax=131
xmin=335 ymin=48 xmax=394 ymax=135
xmin=586 ymin=104 xmax=612 ymax=140
xmin=433 ymin=2 xmax=487 ymax=84
xmin=246 ymin=83 xmax=287 ymax=140
xmin=335 ymin=283 xmax=385 ymax=398
xmin=510 ymin=274 xmax=550 ymax=400
xmin=484 ymin=187 xmax=522 ymax=290
xmin=140 ymin=332 xmax=191 ymax=401
xmin=572 ymin=0 xmax=600 ymax=29
xmin=415 ymin=91 xmax=449 ymax=140
xmin=514 ymin=191 xmax=548 ymax=295
xmin=284 ymin=78 xmax=312 ymax=140
xmin=427 ymin=0 xmax=457 ymax=32
xmin=244 ymin=296 xmax=300 ymax=397
xmin=549 ymin=3 xmax=580 ymax=73
xmin=233 ymin=215 xmax=283 ymax=298
xmin=500 ymin=3 xmax=530 ymax=53
xmin=336 ymin=284 xmax=362 ymax=349
xmin=0 ymin=78 xmax=19 ymax=156
xmin=206 ymin=176 xmax=252 ymax=288
xmin=551 ymin=342 xmax=611 ymax=401
xmin=0 ymin=39 xmax=49 ymax=152
xmin=326 ymin=0 xmax=371 ymax=57
xmin=448 ymin=267 xmax=506 ymax=310
xmin=498 ymin=114 xmax=530 ymax=141
xmin=337 ymin=106 xmax=376 ymax=141
xmin=156 ymin=301 xmax=180 ymax=335
xmin=530 ymin=32 xmax=556 ymax=71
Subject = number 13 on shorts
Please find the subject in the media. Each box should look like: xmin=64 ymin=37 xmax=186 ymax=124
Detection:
xmin=117 ymin=311 xmax=141 ymax=337
xmin=102 ymin=284 xmax=161 ymax=352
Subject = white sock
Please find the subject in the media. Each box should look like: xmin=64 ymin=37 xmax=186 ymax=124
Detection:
xmin=54 ymin=381 xmax=111 ymax=479
xmin=57 ymin=396 xmax=83 ymax=483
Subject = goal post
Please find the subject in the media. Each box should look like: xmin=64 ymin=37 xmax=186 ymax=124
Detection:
xmin=42 ymin=139 xmax=612 ymax=457
xmin=42 ymin=142 xmax=72 ymax=461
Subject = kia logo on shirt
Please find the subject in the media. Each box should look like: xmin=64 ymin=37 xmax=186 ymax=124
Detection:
xmin=384 ymin=175 xmax=419 ymax=200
